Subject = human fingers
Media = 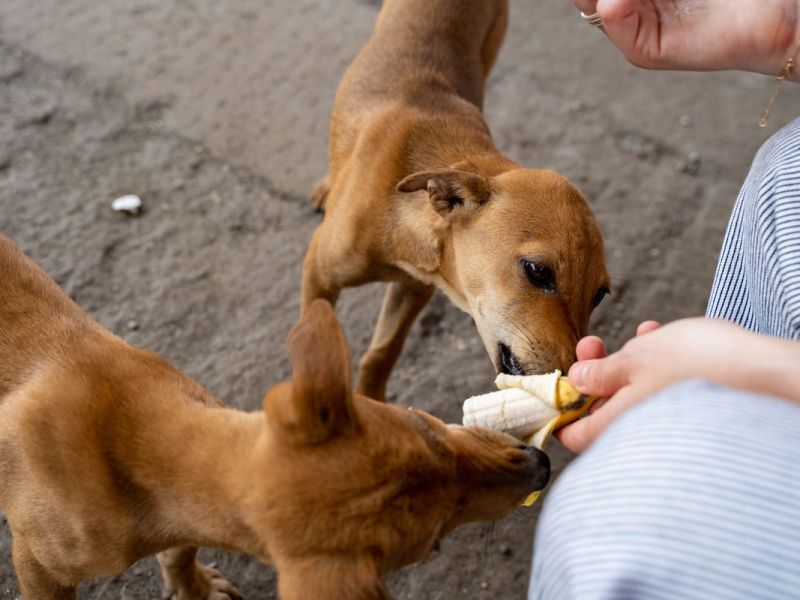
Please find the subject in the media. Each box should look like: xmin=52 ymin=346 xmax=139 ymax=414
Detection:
xmin=555 ymin=385 xmax=639 ymax=452
xmin=568 ymin=351 xmax=631 ymax=397
xmin=575 ymin=335 xmax=607 ymax=361
xmin=636 ymin=320 xmax=661 ymax=336
xmin=596 ymin=0 xmax=664 ymax=69
xmin=588 ymin=397 xmax=607 ymax=414
xmin=554 ymin=409 xmax=604 ymax=453
xmin=571 ymin=0 xmax=599 ymax=17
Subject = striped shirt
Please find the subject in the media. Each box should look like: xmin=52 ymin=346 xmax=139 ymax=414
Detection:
xmin=529 ymin=381 xmax=800 ymax=600
xmin=707 ymin=116 xmax=800 ymax=338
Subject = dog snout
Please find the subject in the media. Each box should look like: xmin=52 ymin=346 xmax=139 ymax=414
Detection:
xmin=498 ymin=343 xmax=525 ymax=375
xmin=522 ymin=445 xmax=550 ymax=491
xmin=498 ymin=341 xmax=577 ymax=377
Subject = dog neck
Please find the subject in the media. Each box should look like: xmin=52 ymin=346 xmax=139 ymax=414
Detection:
xmin=125 ymin=378 xmax=274 ymax=562
xmin=0 ymin=239 xmax=277 ymax=565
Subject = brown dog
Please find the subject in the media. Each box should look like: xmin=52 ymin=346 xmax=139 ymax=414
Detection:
xmin=303 ymin=0 xmax=610 ymax=401
xmin=0 ymin=236 xmax=549 ymax=600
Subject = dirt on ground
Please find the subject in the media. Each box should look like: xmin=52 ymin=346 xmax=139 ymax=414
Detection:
xmin=1 ymin=1 xmax=799 ymax=598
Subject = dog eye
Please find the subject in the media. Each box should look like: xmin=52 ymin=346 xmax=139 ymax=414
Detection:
xmin=592 ymin=287 xmax=609 ymax=308
xmin=522 ymin=260 xmax=556 ymax=292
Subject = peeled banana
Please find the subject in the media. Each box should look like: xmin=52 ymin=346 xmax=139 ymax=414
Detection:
xmin=462 ymin=370 xmax=597 ymax=506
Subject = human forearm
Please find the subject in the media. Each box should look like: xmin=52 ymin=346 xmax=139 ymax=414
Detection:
xmin=731 ymin=331 xmax=800 ymax=404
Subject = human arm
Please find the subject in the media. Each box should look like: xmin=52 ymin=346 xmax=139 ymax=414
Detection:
xmin=556 ymin=317 xmax=800 ymax=452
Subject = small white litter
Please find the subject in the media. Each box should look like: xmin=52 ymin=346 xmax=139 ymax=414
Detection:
xmin=111 ymin=194 xmax=142 ymax=215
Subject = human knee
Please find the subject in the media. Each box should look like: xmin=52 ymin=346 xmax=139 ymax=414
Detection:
xmin=531 ymin=381 xmax=800 ymax=599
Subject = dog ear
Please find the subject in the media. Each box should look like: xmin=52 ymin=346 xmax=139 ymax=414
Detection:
xmin=263 ymin=299 xmax=356 ymax=445
xmin=396 ymin=170 xmax=493 ymax=216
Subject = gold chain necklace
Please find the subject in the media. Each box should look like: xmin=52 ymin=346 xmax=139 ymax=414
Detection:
xmin=759 ymin=37 xmax=800 ymax=127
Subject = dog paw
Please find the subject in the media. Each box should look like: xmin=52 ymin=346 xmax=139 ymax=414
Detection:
xmin=196 ymin=564 xmax=242 ymax=600
xmin=162 ymin=562 xmax=242 ymax=600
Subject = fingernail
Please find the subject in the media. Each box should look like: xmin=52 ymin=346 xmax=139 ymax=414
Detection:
xmin=569 ymin=363 xmax=586 ymax=387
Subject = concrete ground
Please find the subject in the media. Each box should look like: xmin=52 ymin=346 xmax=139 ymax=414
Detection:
xmin=1 ymin=0 xmax=799 ymax=598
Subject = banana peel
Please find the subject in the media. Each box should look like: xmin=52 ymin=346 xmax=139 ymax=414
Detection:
xmin=462 ymin=370 xmax=597 ymax=506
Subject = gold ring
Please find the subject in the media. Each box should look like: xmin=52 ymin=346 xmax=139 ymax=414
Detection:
xmin=580 ymin=11 xmax=603 ymax=27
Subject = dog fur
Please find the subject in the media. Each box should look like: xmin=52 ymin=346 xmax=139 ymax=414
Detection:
xmin=0 ymin=236 xmax=549 ymax=599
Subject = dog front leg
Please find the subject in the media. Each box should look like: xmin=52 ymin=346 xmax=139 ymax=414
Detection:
xmin=480 ymin=0 xmax=508 ymax=81
xmin=12 ymin=533 xmax=77 ymax=600
xmin=357 ymin=282 xmax=434 ymax=401
xmin=301 ymin=227 xmax=343 ymax=313
xmin=157 ymin=546 xmax=241 ymax=600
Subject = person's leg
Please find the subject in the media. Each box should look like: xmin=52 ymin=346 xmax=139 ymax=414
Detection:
xmin=529 ymin=380 xmax=800 ymax=600
xmin=707 ymin=116 xmax=800 ymax=339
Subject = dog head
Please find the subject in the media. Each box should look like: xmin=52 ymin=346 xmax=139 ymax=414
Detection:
xmin=396 ymin=167 xmax=609 ymax=376
xmin=261 ymin=300 xmax=548 ymax=599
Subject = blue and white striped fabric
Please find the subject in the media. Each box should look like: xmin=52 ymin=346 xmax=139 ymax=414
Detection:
xmin=529 ymin=381 xmax=800 ymax=600
xmin=707 ymin=116 xmax=800 ymax=338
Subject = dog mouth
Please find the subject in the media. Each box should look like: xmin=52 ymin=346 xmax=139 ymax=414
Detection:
xmin=498 ymin=343 xmax=525 ymax=376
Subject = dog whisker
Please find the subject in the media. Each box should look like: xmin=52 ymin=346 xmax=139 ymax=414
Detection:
xmin=493 ymin=318 xmax=541 ymax=355
xmin=495 ymin=315 xmax=538 ymax=348
xmin=505 ymin=313 xmax=544 ymax=349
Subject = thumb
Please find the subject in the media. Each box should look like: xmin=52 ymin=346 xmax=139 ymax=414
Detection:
xmin=568 ymin=352 xmax=630 ymax=397
xmin=575 ymin=335 xmax=607 ymax=361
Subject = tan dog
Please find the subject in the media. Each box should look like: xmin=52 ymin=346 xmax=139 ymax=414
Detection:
xmin=303 ymin=0 xmax=610 ymax=401
xmin=0 ymin=236 xmax=549 ymax=600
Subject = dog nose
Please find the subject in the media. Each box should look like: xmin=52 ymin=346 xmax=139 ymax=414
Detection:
xmin=498 ymin=343 xmax=525 ymax=375
xmin=524 ymin=445 xmax=550 ymax=491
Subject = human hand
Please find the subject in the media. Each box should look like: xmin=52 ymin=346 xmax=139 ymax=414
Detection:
xmin=570 ymin=0 xmax=800 ymax=81
xmin=555 ymin=317 xmax=797 ymax=453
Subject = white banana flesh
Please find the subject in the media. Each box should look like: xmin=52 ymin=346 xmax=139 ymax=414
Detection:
xmin=462 ymin=370 xmax=597 ymax=506
xmin=463 ymin=371 xmax=561 ymax=447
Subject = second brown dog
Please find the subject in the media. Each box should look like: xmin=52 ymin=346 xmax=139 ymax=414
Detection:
xmin=0 ymin=237 xmax=548 ymax=599
xmin=302 ymin=0 xmax=611 ymax=401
